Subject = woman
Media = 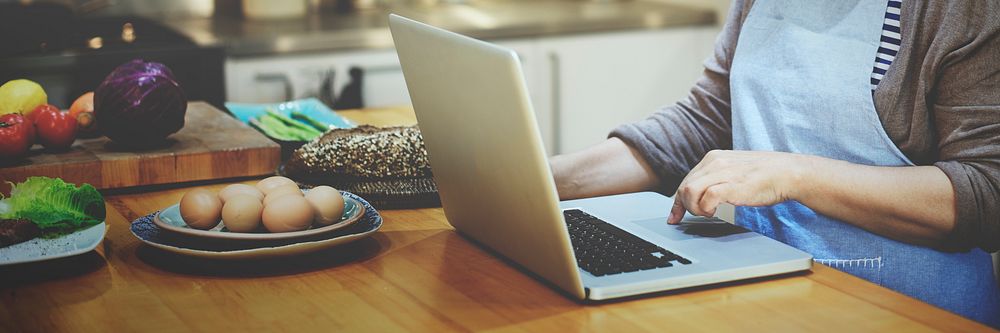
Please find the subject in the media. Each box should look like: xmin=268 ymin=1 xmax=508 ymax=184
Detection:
xmin=550 ymin=0 xmax=1000 ymax=326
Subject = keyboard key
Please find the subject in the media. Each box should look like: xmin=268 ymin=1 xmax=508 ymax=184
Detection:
xmin=564 ymin=209 xmax=691 ymax=276
xmin=654 ymin=261 xmax=673 ymax=268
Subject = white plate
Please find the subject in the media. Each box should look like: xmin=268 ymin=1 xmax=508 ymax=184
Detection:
xmin=153 ymin=196 xmax=364 ymax=240
xmin=130 ymin=191 xmax=381 ymax=260
xmin=0 ymin=222 xmax=106 ymax=265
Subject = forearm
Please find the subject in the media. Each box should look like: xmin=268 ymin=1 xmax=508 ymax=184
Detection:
xmin=794 ymin=156 xmax=956 ymax=247
xmin=550 ymin=137 xmax=661 ymax=200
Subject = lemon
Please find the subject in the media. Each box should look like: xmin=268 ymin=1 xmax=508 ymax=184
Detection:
xmin=0 ymin=79 xmax=48 ymax=116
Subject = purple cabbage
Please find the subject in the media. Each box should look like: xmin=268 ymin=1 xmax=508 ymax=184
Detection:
xmin=94 ymin=59 xmax=187 ymax=146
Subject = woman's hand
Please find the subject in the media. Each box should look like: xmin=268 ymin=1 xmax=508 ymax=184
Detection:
xmin=667 ymin=149 xmax=956 ymax=246
xmin=667 ymin=150 xmax=813 ymax=224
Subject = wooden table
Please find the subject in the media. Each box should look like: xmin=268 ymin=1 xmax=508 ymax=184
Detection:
xmin=1 ymin=108 xmax=995 ymax=333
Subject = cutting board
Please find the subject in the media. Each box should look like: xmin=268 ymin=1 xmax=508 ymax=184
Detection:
xmin=0 ymin=102 xmax=281 ymax=194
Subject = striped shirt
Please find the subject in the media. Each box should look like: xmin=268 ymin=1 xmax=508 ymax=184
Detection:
xmin=872 ymin=0 xmax=902 ymax=90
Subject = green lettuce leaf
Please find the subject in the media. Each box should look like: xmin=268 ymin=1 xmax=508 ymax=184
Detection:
xmin=0 ymin=177 xmax=106 ymax=236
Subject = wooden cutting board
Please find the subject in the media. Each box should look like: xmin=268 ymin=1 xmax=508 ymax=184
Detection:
xmin=0 ymin=102 xmax=281 ymax=194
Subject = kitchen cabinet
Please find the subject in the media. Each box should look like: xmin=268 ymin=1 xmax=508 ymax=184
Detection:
xmin=225 ymin=48 xmax=411 ymax=109
xmin=225 ymin=26 xmax=719 ymax=155
xmin=534 ymin=26 xmax=719 ymax=154
xmin=225 ymin=40 xmax=539 ymax=108
xmin=225 ymin=44 xmax=528 ymax=111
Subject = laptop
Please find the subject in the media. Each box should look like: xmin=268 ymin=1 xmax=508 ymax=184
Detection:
xmin=389 ymin=14 xmax=813 ymax=300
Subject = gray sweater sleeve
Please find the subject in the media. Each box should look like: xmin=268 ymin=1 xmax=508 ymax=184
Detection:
xmin=608 ymin=0 xmax=752 ymax=194
xmin=927 ymin=4 xmax=1000 ymax=252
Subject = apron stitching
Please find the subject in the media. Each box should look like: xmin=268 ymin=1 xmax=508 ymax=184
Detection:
xmin=815 ymin=257 xmax=884 ymax=285
xmin=815 ymin=257 xmax=882 ymax=266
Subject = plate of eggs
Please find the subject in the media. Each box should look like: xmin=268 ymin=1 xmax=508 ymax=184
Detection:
xmin=153 ymin=176 xmax=364 ymax=240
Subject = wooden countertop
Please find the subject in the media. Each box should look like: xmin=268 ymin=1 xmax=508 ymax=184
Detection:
xmin=1 ymin=108 xmax=995 ymax=332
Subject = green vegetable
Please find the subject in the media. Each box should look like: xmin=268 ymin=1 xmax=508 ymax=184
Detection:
xmin=0 ymin=177 xmax=106 ymax=237
xmin=252 ymin=109 xmax=324 ymax=141
xmin=259 ymin=114 xmax=315 ymax=140
xmin=290 ymin=111 xmax=331 ymax=132
xmin=265 ymin=109 xmax=323 ymax=137
xmin=249 ymin=117 xmax=297 ymax=141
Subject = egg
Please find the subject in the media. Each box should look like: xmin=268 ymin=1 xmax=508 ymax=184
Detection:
xmin=270 ymin=183 xmax=302 ymax=196
xmin=221 ymin=194 xmax=263 ymax=232
xmin=256 ymin=176 xmax=296 ymax=194
xmin=305 ymin=186 xmax=346 ymax=226
xmin=263 ymin=185 xmax=304 ymax=206
xmin=262 ymin=195 xmax=315 ymax=232
xmin=218 ymin=184 xmax=264 ymax=204
xmin=179 ymin=188 xmax=222 ymax=230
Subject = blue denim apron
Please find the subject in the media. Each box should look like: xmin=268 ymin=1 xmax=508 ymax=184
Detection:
xmin=729 ymin=0 xmax=1000 ymax=326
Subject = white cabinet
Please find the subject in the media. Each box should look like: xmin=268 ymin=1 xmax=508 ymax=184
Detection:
xmin=534 ymin=27 xmax=719 ymax=154
xmin=224 ymin=39 xmax=544 ymax=110
xmin=225 ymin=26 xmax=719 ymax=155
xmin=225 ymin=48 xmax=411 ymax=108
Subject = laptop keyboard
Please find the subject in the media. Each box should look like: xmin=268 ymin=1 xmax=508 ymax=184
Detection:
xmin=564 ymin=209 xmax=691 ymax=277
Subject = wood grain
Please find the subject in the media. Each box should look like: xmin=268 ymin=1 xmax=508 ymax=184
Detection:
xmin=0 ymin=102 xmax=281 ymax=194
xmin=337 ymin=107 xmax=418 ymax=127
xmin=0 ymin=108 xmax=996 ymax=333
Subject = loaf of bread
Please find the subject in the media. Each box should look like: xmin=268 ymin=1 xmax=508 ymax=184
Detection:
xmin=282 ymin=125 xmax=439 ymax=208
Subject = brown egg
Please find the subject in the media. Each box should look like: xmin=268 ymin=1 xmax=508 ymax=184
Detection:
xmin=179 ymin=188 xmax=222 ymax=230
xmin=270 ymin=183 xmax=302 ymax=196
xmin=262 ymin=195 xmax=315 ymax=232
xmin=218 ymin=184 xmax=264 ymax=204
xmin=222 ymin=194 xmax=264 ymax=233
xmin=256 ymin=176 xmax=296 ymax=194
xmin=304 ymin=186 xmax=345 ymax=226
xmin=263 ymin=185 xmax=303 ymax=206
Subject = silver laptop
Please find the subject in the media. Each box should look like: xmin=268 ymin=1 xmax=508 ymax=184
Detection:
xmin=389 ymin=14 xmax=812 ymax=300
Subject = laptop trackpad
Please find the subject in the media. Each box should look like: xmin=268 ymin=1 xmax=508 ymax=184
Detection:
xmin=633 ymin=217 xmax=751 ymax=242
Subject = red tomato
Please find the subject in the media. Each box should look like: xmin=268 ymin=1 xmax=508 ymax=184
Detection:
xmin=33 ymin=104 xmax=77 ymax=150
xmin=0 ymin=113 xmax=34 ymax=160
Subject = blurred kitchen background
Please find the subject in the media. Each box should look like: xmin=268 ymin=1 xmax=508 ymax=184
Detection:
xmin=0 ymin=0 xmax=729 ymax=155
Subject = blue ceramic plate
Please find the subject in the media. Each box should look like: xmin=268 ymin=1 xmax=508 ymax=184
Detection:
xmin=131 ymin=192 xmax=382 ymax=260
xmin=153 ymin=194 xmax=363 ymax=241
xmin=225 ymin=98 xmax=355 ymax=130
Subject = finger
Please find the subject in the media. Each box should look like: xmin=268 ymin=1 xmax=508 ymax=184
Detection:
xmin=680 ymin=182 xmax=707 ymax=217
xmin=667 ymin=198 xmax=686 ymax=225
xmin=681 ymin=151 xmax=739 ymax=199
xmin=681 ymin=169 xmax=736 ymax=217
xmin=698 ymin=183 xmax=733 ymax=217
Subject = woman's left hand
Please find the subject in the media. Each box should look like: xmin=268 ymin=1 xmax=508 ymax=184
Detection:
xmin=667 ymin=150 xmax=813 ymax=224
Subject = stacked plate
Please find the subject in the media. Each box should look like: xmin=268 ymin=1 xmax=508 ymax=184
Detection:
xmin=130 ymin=191 xmax=382 ymax=259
